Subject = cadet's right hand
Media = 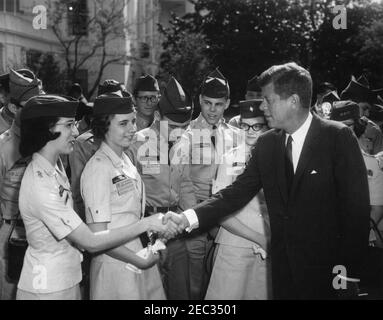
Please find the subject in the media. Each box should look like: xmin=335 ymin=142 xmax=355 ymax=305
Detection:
xmin=145 ymin=213 xmax=179 ymax=239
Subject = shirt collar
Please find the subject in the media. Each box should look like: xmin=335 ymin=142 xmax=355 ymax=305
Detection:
xmin=288 ymin=112 xmax=313 ymax=145
xmin=99 ymin=141 xmax=138 ymax=178
xmin=195 ymin=113 xmax=225 ymax=129
xmin=99 ymin=141 xmax=125 ymax=169
xmin=10 ymin=120 xmax=20 ymax=137
xmin=32 ymin=153 xmax=63 ymax=177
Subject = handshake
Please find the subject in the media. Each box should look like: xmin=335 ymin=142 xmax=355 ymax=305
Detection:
xmin=145 ymin=211 xmax=191 ymax=240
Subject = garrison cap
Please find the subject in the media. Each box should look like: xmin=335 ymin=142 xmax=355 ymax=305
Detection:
xmin=201 ymin=68 xmax=230 ymax=99
xmin=9 ymin=68 xmax=40 ymax=104
xmin=340 ymin=78 xmax=375 ymax=104
xmin=133 ymin=74 xmax=159 ymax=94
xmin=239 ymin=99 xmax=264 ymax=119
xmin=159 ymin=76 xmax=193 ymax=124
xmin=93 ymin=93 xmax=134 ymax=115
xmin=21 ymin=95 xmax=79 ymax=120
xmin=357 ymin=75 xmax=369 ymax=88
xmin=98 ymin=79 xmax=124 ymax=96
xmin=1 ymin=69 xmax=40 ymax=94
xmin=322 ymin=91 xmax=340 ymax=105
xmin=330 ymin=100 xmax=360 ymax=122
xmin=317 ymin=82 xmax=336 ymax=95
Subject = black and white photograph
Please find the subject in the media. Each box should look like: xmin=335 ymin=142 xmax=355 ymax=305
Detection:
xmin=1 ymin=0 xmax=383 ymax=305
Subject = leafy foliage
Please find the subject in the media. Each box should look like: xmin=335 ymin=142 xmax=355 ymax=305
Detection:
xmin=159 ymin=0 xmax=383 ymax=104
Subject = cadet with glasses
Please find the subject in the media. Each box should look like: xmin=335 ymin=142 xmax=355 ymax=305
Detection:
xmin=16 ymin=95 xmax=174 ymax=300
xmin=205 ymin=99 xmax=271 ymax=300
xmin=133 ymin=75 xmax=161 ymax=131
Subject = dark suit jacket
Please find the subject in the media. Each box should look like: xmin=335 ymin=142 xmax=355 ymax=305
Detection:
xmin=194 ymin=114 xmax=370 ymax=299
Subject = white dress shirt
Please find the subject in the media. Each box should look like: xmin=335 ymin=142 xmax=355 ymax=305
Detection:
xmin=184 ymin=112 xmax=313 ymax=231
xmin=285 ymin=112 xmax=313 ymax=172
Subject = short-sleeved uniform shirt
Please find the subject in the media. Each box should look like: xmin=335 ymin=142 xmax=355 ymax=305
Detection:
xmin=128 ymin=120 xmax=196 ymax=211
xmin=68 ymin=130 xmax=101 ymax=219
xmin=213 ymin=145 xmax=269 ymax=248
xmin=0 ymin=122 xmax=29 ymax=220
xmin=176 ymin=113 xmax=243 ymax=201
xmin=18 ymin=153 xmax=83 ymax=294
xmin=363 ymin=150 xmax=383 ymax=206
xmin=0 ymin=107 xmax=13 ymax=135
xmin=81 ymin=142 xmax=145 ymax=259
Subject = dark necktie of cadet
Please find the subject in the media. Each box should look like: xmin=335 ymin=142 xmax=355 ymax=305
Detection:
xmin=211 ymin=125 xmax=217 ymax=148
xmin=285 ymin=134 xmax=294 ymax=194
xmin=168 ymin=141 xmax=174 ymax=165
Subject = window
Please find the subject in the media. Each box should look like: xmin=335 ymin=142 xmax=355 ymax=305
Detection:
xmin=139 ymin=42 xmax=150 ymax=59
xmin=3 ymin=0 xmax=20 ymax=14
xmin=67 ymin=0 xmax=88 ymax=36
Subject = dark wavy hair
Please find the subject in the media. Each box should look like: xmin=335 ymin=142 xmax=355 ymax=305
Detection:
xmin=258 ymin=62 xmax=312 ymax=109
xmin=19 ymin=116 xmax=60 ymax=158
xmin=91 ymin=114 xmax=114 ymax=140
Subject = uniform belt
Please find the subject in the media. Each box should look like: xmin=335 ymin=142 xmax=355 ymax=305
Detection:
xmin=2 ymin=219 xmax=24 ymax=227
xmin=145 ymin=206 xmax=178 ymax=214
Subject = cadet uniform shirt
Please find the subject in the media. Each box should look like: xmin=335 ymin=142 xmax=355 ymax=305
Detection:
xmin=0 ymin=107 xmax=13 ymax=135
xmin=18 ymin=153 xmax=83 ymax=294
xmin=213 ymin=145 xmax=269 ymax=248
xmin=0 ymin=122 xmax=29 ymax=220
xmin=136 ymin=110 xmax=161 ymax=132
xmin=128 ymin=120 xmax=196 ymax=211
xmin=81 ymin=142 xmax=144 ymax=256
xmin=363 ymin=151 xmax=383 ymax=206
xmin=176 ymin=113 xmax=242 ymax=201
xmin=69 ymin=130 xmax=101 ymax=220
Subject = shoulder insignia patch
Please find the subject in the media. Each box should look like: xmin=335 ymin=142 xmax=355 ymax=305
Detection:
xmin=37 ymin=171 xmax=43 ymax=178
xmin=376 ymin=152 xmax=383 ymax=171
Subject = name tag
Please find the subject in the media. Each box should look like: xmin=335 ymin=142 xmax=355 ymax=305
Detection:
xmin=142 ymin=163 xmax=161 ymax=175
xmin=112 ymin=175 xmax=134 ymax=196
xmin=139 ymin=155 xmax=159 ymax=163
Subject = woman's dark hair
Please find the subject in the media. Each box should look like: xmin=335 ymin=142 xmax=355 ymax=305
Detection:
xmin=91 ymin=114 xmax=114 ymax=140
xmin=20 ymin=116 xmax=60 ymax=158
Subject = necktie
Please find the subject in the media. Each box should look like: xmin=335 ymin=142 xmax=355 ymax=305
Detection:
xmin=168 ymin=141 xmax=174 ymax=165
xmin=211 ymin=125 xmax=217 ymax=148
xmin=285 ymin=134 xmax=294 ymax=194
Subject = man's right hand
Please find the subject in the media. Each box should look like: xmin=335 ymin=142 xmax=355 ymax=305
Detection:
xmin=162 ymin=211 xmax=189 ymax=235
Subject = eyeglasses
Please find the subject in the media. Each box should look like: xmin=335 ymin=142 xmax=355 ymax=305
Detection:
xmin=240 ymin=122 xmax=267 ymax=132
xmin=56 ymin=121 xmax=77 ymax=130
xmin=136 ymin=95 xmax=159 ymax=104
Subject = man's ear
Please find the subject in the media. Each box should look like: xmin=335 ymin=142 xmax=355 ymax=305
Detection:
xmin=224 ymin=99 xmax=231 ymax=110
xmin=290 ymin=94 xmax=300 ymax=109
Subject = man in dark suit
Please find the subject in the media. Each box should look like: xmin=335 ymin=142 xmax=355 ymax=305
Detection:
xmin=165 ymin=62 xmax=370 ymax=299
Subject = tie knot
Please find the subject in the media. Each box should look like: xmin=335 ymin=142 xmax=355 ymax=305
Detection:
xmin=286 ymin=134 xmax=293 ymax=146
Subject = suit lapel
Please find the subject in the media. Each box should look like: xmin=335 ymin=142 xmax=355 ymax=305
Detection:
xmin=289 ymin=115 xmax=321 ymax=199
xmin=276 ymin=130 xmax=288 ymax=205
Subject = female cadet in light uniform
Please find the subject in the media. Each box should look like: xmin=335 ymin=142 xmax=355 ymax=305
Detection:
xmin=205 ymin=99 xmax=272 ymax=300
xmin=16 ymin=95 xmax=172 ymax=300
xmin=81 ymin=94 xmax=166 ymax=300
